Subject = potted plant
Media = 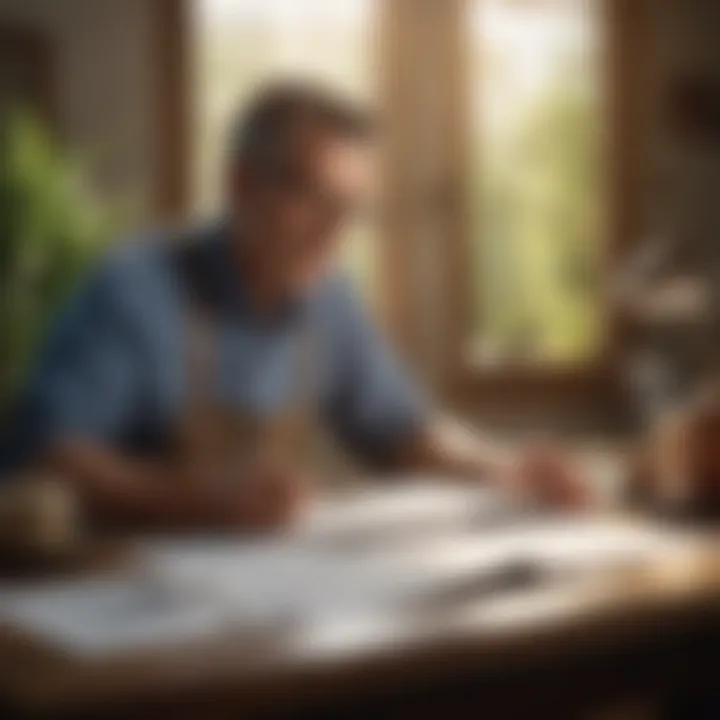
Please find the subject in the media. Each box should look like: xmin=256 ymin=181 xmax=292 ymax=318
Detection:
xmin=0 ymin=111 xmax=118 ymax=421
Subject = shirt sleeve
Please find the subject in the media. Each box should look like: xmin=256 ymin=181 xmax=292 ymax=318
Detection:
xmin=324 ymin=281 xmax=428 ymax=468
xmin=0 ymin=261 xmax=142 ymax=473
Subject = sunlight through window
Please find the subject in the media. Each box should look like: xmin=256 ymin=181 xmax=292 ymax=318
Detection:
xmin=469 ymin=0 xmax=604 ymax=366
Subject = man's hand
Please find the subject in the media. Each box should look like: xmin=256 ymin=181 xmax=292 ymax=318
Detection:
xmin=506 ymin=444 xmax=593 ymax=510
xmin=42 ymin=441 xmax=311 ymax=532
xmin=220 ymin=460 xmax=310 ymax=532
xmin=170 ymin=457 xmax=310 ymax=532
xmin=398 ymin=420 xmax=593 ymax=511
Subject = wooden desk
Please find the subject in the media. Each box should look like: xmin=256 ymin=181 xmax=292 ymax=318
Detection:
xmin=0 ymin=519 xmax=717 ymax=719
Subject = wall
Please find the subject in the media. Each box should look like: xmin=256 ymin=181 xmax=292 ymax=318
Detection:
xmin=0 ymin=0 xmax=157 ymax=223
xmin=641 ymin=0 xmax=720 ymax=248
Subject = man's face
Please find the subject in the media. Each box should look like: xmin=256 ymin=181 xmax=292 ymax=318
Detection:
xmin=230 ymin=128 xmax=374 ymax=294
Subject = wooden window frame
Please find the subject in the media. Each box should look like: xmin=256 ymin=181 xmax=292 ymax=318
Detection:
xmin=155 ymin=0 xmax=646 ymax=413
xmin=0 ymin=22 xmax=56 ymax=126
xmin=439 ymin=0 xmax=649 ymax=411
xmin=152 ymin=0 xmax=191 ymax=221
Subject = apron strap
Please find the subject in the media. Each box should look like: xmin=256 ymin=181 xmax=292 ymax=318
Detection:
xmin=170 ymin=238 xmax=320 ymax=466
xmin=172 ymin=240 xmax=221 ymax=410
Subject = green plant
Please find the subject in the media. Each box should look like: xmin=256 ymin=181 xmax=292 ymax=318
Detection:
xmin=0 ymin=111 xmax=118 ymax=415
xmin=473 ymin=70 xmax=602 ymax=363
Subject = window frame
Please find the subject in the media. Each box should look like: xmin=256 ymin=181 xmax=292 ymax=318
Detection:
xmin=437 ymin=0 xmax=648 ymax=410
xmin=156 ymin=0 xmax=647 ymax=410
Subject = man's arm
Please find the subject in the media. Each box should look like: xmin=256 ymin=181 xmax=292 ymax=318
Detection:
xmin=40 ymin=441 xmax=305 ymax=530
xmin=40 ymin=441 xmax=230 ymax=529
xmin=326 ymin=282 xmax=510 ymax=477
xmin=396 ymin=421 xmax=591 ymax=507
xmin=4 ymin=258 xmax=298 ymax=530
xmin=3 ymin=260 xmax=218 ymax=527
xmin=394 ymin=417 xmax=511 ymax=479
xmin=326 ymin=281 xmax=590 ymax=507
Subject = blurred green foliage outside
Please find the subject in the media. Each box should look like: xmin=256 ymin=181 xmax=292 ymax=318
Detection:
xmin=473 ymin=74 xmax=602 ymax=365
xmin=0 ymin=113 xmax=118 ymax=417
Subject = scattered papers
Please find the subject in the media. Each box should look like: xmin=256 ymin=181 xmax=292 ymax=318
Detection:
xmin=0 ymin=578 xmax=224 ymax=656
xmin=0 ymin=484 xmax=693 ymax=658
xmin=298 ymin=480 xmax=519 ymax=543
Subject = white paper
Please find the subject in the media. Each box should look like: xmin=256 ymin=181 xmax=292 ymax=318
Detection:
xmin=0 ymin=578 xmax=224 ymax=656
xmin=0 ymin=484 xmax=690 ymax=658
xmin=299 ymin=481 xmax=512 ymax=541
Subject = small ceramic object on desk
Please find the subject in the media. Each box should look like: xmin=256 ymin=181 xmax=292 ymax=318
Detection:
xmin=629 ymin=384 xmax=720 ymax=522
xmin=0 ymin=475 xmax=83 ymax=567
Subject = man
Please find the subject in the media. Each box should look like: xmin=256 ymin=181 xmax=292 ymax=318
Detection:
xmin=0 ymin=82 xmax=589 ymax=530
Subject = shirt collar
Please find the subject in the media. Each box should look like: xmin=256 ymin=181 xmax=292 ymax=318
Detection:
xmin=204 ymin=220 xmax=315 ymax=328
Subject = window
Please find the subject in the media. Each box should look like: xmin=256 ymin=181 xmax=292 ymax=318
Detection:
xmin=175 ymin=0 xmax=621 ymax=389
xmin=468 ymin=0 xmax=604 ymax=368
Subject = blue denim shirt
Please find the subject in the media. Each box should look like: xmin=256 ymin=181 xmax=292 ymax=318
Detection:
xmin=0 ymin=223 xmax=426 ymax=473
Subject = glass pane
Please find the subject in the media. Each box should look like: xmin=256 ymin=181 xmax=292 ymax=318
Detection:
xmin=469 ymin=0 xmax=603 ymax=366
xmin=192 ymin=0 xmax=378 ymax=290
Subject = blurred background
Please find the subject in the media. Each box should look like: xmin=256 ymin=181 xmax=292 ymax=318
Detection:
xmin=0 ymin=6 xmax=718 ymax=716
xmin=1 ymin=0 xmax=719 ymax=440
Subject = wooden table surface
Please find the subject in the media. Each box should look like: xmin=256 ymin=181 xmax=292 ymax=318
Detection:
xmin=0 ymin=516 xmax=717 ymax=719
